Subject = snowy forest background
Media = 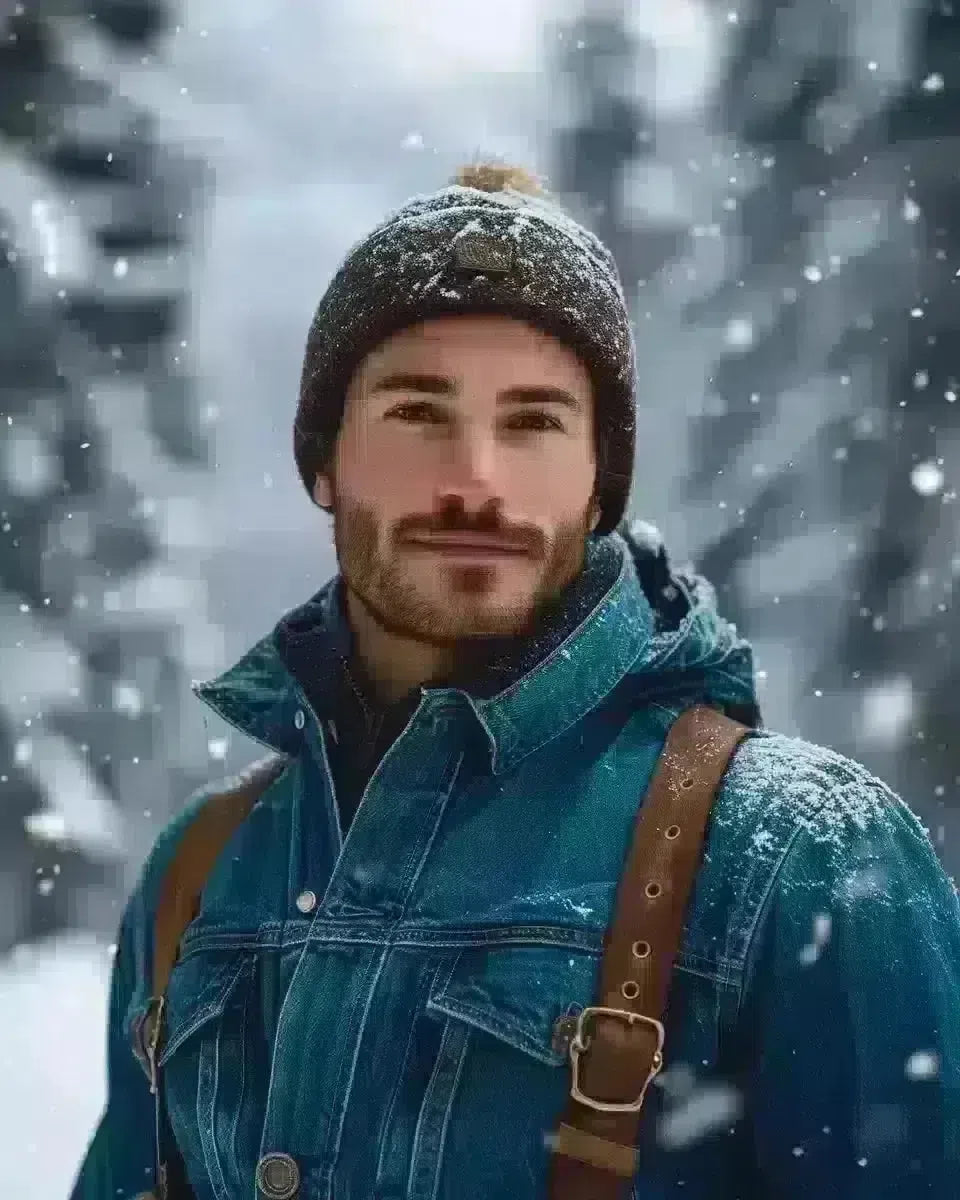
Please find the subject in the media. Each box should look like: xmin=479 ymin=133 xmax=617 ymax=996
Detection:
xmin=1 ymin=0 xmax=957 ymax=1193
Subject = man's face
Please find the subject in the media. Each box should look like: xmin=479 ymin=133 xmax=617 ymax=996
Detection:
xmin=314 ymin=315 xmax=599 ymax=645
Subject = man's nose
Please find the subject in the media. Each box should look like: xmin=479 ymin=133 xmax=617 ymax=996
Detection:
xmin=433 ymin=429 xmax=501 ymax=513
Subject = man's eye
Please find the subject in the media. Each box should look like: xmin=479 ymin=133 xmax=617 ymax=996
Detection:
xmin=505 ymin=410 xmax=564 ymax=432
xmin=386 ymin=402 xmax=445 ymax=423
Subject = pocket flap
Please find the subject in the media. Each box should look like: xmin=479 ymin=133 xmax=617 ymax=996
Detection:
xmin=156 ymin=952 xmax=253 ymax=1067
xmin=426 ymin=944 xmax=601 ymax=1067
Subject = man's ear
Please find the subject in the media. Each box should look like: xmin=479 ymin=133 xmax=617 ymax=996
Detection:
xmin=313 ymin=472 xmax=333 ymax=512
xmin=588 ymin=499 xmax=602 ymax=533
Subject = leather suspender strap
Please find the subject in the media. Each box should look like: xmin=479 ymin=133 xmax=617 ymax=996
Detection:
xmin=151 ymin=754 xmax=288 ymax=1001
xmin=547 ymin=704 xmax=751 ymax=1199
xmin=139 ymin=753 xmax=288 ymax=1200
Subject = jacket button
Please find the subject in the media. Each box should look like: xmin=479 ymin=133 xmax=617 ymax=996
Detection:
xmin=295 ymin=889 xmax=317 ymax=914
xmin=256 ymin=1152 xmax=300 ymax=1199
xmin=293 ymin=709 xmax=306 ymax=730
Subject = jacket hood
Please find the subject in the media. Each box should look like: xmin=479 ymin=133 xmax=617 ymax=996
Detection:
xmin=616 ymin=519 xmax=760 ymax=725
xmin=193 ymin=522 xmax=761 ymax=768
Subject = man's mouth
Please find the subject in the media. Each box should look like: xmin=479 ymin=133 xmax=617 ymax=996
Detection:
xmin=402 ymin=533 xmax=529 ymax=557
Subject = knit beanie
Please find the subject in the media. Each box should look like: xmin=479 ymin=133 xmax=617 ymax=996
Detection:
xmin=294 ymin=164 xmax=637 ymax=535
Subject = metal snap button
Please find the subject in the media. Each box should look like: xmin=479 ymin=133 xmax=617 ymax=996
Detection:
xmin=256 ymin=1152 xmax=300 ymax=1200
xmin=293 ymin=709 xmax=305 ymax=730
xmin=295 ymin=889 xmax=317 ymax=915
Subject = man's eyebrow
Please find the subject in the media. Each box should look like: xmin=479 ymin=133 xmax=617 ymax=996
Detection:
xmin=368 ymin=374 xmax=583 ymax=412
xmin=498 ymin=386 xmax=583 ymax=411
xmin=369 ymin=372 xmax=454 ymax=395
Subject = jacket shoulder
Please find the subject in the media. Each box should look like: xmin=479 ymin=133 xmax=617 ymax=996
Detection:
xmin=694 ymin=729 xmax=936 ymax=969
xmin=119 ymin=754 xmax=291 ymax=993
xmin=719 ymin=729 xmax=916 ymax=840
xmin=143 ymin=754 xmax=288 ymax=899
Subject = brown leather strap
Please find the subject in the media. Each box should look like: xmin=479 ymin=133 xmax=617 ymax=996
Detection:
xmin=153 ymin=753 xmax=288 ymax=998
xmin=548 ymin=704 xmax=751 ymax=1199
xmin=139 ymin=754 xmax=287 ymax=1200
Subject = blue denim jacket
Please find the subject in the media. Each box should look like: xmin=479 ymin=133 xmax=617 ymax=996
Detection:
xmin=71 ymin=529 xmax=960 ymax=1199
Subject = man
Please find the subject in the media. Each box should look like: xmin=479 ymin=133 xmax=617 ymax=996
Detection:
xmin=71 ymin=164 xmax=959 ymax=1200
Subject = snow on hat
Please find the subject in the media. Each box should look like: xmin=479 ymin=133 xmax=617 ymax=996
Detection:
xmin=294 ymin=163 xmax=637 ymax=535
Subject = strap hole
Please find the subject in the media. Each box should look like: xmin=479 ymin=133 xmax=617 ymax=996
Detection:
xmin=632 ymin=940 xmax=651 ymax=959
xmin=680 ymin=776 xmax=695 ymax=789
xmin=645 ymin=881 xmax=662 ymax=899
xmin=621 ymin=980 xmax=641 ymax=1001
xmin=665 ymin=824 xmax=681 ymax=840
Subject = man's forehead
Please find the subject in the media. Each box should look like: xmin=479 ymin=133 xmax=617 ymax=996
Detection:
xmin=367 ymin=315 xmax=560 ymax=359
xmin=360 ymin=320 xmax=589 ymax=383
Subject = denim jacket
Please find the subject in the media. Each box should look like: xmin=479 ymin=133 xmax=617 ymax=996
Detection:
xmin=70 ymin=529 xmax=960 ymax=1199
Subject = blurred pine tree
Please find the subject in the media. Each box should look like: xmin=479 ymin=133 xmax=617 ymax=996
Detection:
xmin=547 ymin=0 xmax=957 ymax=871
xmin=0 ymin=2 xmax=217 ymax=950
xmin=687 ymin=0 xmax=959 ymax=866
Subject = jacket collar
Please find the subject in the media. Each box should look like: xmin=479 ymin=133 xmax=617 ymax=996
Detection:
xmin=192 ymin=532 xmax=655 ymax=772
xmin=469 ymin=539 xmax=652 ymax=771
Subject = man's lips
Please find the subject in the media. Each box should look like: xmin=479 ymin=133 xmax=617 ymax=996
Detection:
xmin=401 ymin=533 xmax=530 ymax=556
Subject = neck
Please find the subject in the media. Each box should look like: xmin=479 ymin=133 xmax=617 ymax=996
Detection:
xmin=345 ymin=588 xmax=456 ymax=705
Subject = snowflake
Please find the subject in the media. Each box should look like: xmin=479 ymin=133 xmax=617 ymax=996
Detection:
xmin=905 ymin=1050 xmax=940 ymax=1080
xmin=910 ymin=461 xmax=944 ymax=497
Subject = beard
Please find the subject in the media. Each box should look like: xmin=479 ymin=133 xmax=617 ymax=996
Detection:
xmin=332 ymin=492 xmax=595 ymax=648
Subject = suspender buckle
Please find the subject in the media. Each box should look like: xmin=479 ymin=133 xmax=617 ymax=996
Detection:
xmin=568 ymin=1005 xmax=664 ymax=1114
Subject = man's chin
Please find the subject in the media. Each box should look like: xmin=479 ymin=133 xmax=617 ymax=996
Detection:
xmin=388 ymin=589 xmax=538 ymax=643
xmin=414 ymin=607 xmax=535 ymax=642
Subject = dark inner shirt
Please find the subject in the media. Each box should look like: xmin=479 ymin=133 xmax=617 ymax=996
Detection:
xmin=324 ymin=661 xmax=421 ymax=833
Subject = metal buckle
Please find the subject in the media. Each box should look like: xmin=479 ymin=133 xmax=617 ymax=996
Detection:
xmin=569 ymin=1005 xmax=665 ymax=1114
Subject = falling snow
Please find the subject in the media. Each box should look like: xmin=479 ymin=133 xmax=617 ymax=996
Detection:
xmin=2 ymin=3 xmax=959 ymax=1196
xmin=905 ymin=1050 xmax=940 ymax=1081
xmin=910 ymin=461 xmax=945 ymax=497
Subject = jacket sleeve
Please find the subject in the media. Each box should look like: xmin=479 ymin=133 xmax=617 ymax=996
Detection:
xmin=740 ymin=772 xmax=960 ymax=1198
xmin=67 ymin=894 xmax=158 ymax=1200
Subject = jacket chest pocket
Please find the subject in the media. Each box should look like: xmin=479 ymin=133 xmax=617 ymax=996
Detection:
xmin=154 ymin=951 xmax=263 ymax=1200
xmin=409 ymin=943 xmax=602 ymax=1200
